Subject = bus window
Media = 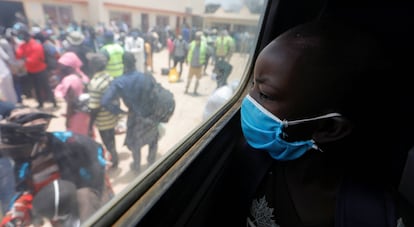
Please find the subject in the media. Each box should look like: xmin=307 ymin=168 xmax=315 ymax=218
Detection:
xmin=0 ymin=0 xmax=267 ymax=226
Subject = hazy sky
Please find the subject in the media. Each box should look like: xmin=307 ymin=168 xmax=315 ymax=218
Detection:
xmin=205 ymin=0 xmax=242 ymax=9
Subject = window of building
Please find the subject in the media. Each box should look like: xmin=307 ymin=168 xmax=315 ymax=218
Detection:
xmin=109 ymin=11 xmax=132 ymax=32
xmin=43 ymin=4 xmax=73 ymax=27
xmin=156 ymin=15 xmax=169 ymax=27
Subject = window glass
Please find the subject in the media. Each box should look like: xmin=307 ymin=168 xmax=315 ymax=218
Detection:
xmin=0 ymin=0 xmax=266 ymax=225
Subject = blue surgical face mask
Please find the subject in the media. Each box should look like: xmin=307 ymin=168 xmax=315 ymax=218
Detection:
xmin=241 ymin=94 xmax=341 ymax=161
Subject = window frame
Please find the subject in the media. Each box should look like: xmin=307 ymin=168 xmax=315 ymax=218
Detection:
xmin=83 ymin=1 xmax=272 ymax=226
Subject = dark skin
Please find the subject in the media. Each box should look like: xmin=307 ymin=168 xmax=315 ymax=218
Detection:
xmin=246 ymin=24 xmax=346 ymax=226
xmin=244 ymin=21 xmax=403 ymax=226
xmin=250 ymin=31 xmax=352 ymax=143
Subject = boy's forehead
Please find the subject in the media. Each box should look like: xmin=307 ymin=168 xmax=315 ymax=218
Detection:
xmin=254 ymin=44 xmax=301 ymax=96
xmin=261 ymin=35 xmax=304 ymax=59
xmin=256 ymin=40 xmax=301 ymax=77
xmin=255 ymin=37 xmax=338 ymax=100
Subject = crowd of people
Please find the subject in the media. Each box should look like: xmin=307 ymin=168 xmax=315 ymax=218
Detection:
xmin=0 ymin=17 xmax=253 ymax=101
xmin=0 ymin=15 xmax=256 ymax=225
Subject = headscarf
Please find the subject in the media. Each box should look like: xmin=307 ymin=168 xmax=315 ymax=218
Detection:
xmin=58 ymin=52 xmax=89 ymax=83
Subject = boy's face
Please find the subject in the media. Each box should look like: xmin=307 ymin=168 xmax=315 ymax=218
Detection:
xmin=250 ymin=38 xmax=307 ymax=121
xmin=249 ymin=36 xmax=331 ymax=140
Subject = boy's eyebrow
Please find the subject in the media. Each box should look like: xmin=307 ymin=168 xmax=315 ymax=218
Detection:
xmin=254 ymin=76 xmax=266 ymax=84
xmin=255 ymin=76 xmax=278 ymax=90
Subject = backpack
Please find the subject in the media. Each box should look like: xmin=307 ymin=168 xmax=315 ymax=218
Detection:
xmin=147 ymin=81 xmax=175 ymax=123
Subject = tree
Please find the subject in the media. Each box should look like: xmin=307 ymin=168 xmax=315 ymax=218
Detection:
xmin=205 ymin=3 xmax=221 ymax=13
xmin=244 ymin=0 xmax=266 ymax=14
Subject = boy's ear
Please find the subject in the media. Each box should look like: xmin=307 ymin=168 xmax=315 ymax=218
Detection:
xmin=312 ymin=117 xmax=353 ymax=143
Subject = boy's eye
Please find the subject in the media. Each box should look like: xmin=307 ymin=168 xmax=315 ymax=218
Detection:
xmin=259 ymin=92 xmax=270 ymax=100
xmin=248 ymin=80 xmax=255 ymax=91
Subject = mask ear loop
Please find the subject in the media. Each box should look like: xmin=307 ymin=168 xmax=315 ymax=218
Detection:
xmin=281 ymin=113 xmax=343 ymax=153
xmin=282 ymin=112 xmax=342 ymax=127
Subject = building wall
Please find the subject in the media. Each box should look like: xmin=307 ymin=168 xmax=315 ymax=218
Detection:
xmin=23 ymin=0 xmax=87 ymax=27
xmin=88 ymin=0 xmax=105 ymax=25
xmin=15 ymin=0 xmax=259 ymax=36
xmin=105 ymin=0 xmax=204 ymax=15
xmin=22 ymin=1 xmax=45 ymax=26
xmin=102 ymin=1 xmax=201 ymax=32
xmin=18 ymin=0 xmax=202 ymax=30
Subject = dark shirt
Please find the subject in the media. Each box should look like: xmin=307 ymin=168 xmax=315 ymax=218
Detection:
xmin=101 ymin=70 xmax=155 ymax=115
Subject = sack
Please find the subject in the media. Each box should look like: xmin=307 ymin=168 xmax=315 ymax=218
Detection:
xmin=147 ymin=82 xmax=175 ymax=123
xmin=76 ymin=93 xmax=90 ymax=113
xmin=168 ymin=67 xmax=179 ymax=83
xmin=158 ymin=123 xmax=166 ymax=139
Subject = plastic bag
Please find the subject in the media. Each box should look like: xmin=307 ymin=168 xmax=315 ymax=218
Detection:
xmin=158 ymin=123 xmax=166 ymax=139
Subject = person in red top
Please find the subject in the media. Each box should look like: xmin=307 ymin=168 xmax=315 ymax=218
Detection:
xmin=14 ymin=23 xmax=57 ymax=109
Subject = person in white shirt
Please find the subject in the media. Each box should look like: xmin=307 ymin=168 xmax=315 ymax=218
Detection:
xmin=124 ymin=29 xmax=145 ymax=73
xmin=0 ymin=45 xmax=17 ymax=104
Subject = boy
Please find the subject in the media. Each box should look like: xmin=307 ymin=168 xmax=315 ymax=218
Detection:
xmin=241 ymin=20 xmax=411 ymax=226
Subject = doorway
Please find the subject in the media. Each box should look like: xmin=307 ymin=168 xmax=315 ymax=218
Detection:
xmin=0 ymin=1 xmax=25 ymax=28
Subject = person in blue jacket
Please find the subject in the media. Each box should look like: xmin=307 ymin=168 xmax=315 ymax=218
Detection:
xmin=101 ymin=51 xmax=160 ymax=172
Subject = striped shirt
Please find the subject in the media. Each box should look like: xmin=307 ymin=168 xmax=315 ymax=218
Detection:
xmin=88 ymin=71 xmax=118 ymax=130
